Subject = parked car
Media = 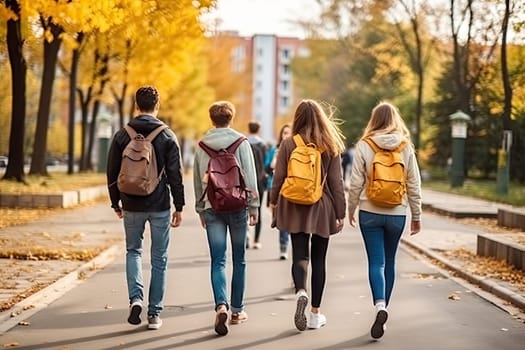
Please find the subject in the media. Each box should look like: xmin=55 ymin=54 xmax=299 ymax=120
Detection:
xmin=0 ymin=156 xmax=7 ymax=168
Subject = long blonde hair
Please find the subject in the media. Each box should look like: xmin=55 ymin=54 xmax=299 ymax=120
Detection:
xmin=361 ymin=101 xmax=411 ymax=141
xmin=292 ymin=99 xmax=346 ymax=156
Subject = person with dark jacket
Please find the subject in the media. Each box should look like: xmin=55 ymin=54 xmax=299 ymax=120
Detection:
xmin=270 ymin=99 xmax=346 ymax=331
xmin=106 ymin=86 xmax=184 ymax=330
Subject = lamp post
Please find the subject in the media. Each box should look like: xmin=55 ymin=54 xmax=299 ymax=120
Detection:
xmin=449 ymin=110 xmax=471 ymax=188
xmin=97 ymin=113 xmax=113 ymax=173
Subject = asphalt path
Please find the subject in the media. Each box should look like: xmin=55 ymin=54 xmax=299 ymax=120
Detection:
xmin=0 ymin=191 xmax=524 ymax=350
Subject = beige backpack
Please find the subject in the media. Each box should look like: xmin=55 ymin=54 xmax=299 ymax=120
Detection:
xmin=117 ymin=124 xmax=168 ymax=196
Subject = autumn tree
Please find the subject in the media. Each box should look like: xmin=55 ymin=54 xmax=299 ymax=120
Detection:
xmin=1 ymin=0 xmax=26 ymax=181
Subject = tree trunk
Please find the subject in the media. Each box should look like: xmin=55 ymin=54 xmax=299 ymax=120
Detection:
xmin=86 ymin=53 xmax=109 ymax=170
xmin=29 ymin=18 xmax=63 ymax=175
xmin=67 ymin=32 xmax=84 ymax=174
xmin=3 ymin=0 xmax=26 ymax=182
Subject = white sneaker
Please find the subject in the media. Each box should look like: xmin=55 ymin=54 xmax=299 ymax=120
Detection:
xmin=308 ymin=312 xmax=327 ymax=329
xmin=294 ymin=290 xmax=308 ymax=331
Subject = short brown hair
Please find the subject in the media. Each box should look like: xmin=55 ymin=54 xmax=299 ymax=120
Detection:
xmin=135 ymin=86 xmax=159 ymax=112
xmin=248 ymin=121 xmax=260 ymax=134
xmin=209 ymin=101 xmax=235 ymax=127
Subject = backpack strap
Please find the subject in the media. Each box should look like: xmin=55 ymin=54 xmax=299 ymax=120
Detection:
xmin=199 ymin=141 xmax=219 ymax=158
xmin=365 ymin=137 xmax=408 ymax=153
xmin=293 ymin=134 xmax=305 ymax=147
xmin=199 ymin=137 xmax=247 ymax=158
xmin=145 ymin=124 xmax=169 ymax=141
xmin=226 ymin=137 xmax=247 ymax=153
xmin=124 ymin=125 xmax=138 ymax=139
xmin=364 ymin=138 xmax=381 ymax=153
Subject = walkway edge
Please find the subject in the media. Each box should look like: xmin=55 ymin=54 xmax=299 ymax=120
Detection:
xmin=401 ymin=238 xmax=525 ymax=312
xmin=0 ymin=244 xmax=122 ymax=335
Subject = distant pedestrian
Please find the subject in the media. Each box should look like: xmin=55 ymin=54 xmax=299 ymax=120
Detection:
xmin=270 ymin=99 xmax=346 ymax=331
xmin=106 ymin=85 xmax=184 ymax=330
xmin=347 ymin=101 xmax=422 ymax=340
xmin=267 ymin=123 xmax=292 ymax=260
xmin=246 ymin=121 xmax=267 ymax=249
xmin=341 ymin=145 xmax=354 ymax=188
xmin=193 ymin=101 xmax=259 ymax=336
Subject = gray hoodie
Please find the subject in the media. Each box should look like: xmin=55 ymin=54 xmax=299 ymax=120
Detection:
xmin=347 ymin=133 xmax=422 ymax=221
xmin=193 ymin=127 xmax=259 ymax=215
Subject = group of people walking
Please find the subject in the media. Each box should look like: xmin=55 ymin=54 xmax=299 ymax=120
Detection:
xmin=106 ymin=86 xmax=422 ymax=340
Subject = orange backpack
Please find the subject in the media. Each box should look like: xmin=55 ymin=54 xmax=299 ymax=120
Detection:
xmin=364 ymin=138 xmax=407 ymax=207
xmin=280 ymin=134 xmax=324 ymax=205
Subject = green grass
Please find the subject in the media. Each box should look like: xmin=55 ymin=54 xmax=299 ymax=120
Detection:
xmin=423 ymin=179 xmax=525 ymax=206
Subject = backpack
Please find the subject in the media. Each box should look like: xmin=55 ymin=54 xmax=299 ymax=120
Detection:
xmin=117 ymin=124 xmax=168 ymax=196
xmin=199 ymin=137 xmax=250 ymax=213
xmin=364 ymin=138 xmax=407 ymax=208
xmin=280 ymin=134 xmax=324 ymax=205
xmin=249 ymin=141 xmax=267 ymax=192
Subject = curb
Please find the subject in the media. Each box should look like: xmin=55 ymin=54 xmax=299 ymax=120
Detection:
xmin=401 ymin=238 xmax=525 ymax=312
xmin=0 ymin=244 xmax=122 ymax=335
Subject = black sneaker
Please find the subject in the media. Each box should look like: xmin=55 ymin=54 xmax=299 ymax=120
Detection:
xmin=371 ymin=310 xmax=388 ymax=339
xmin=127 ymin=300 xmax=142 ymax=325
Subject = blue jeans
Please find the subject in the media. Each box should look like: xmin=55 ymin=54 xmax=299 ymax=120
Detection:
xmin=358 ymin=210 xmax=406 ymax=306
xmin=123 ymin=210 xmax=170 ymax=317
xmin=279 ymin=230 xmax=289 ymax=254
xmin=204 ymin=208 xmax=248 ymax=313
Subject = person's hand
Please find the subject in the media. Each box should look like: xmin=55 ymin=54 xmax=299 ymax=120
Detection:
xmin=199 ymin=214 xmax=206 ymax=229
xmin=336 ymin=218 xmax=344 ymax=232
xmin=410 ymin=220 xmax=421 ymax=235
xmin=348 ymin=215 xmax=356 ymax=227
xmin=114 ymin=208 xmax=123 ymax=219
xmin=171 ymin=211 xmax=182 ymax=228
xmin=249 ymin=213 xmax=258 ymax=226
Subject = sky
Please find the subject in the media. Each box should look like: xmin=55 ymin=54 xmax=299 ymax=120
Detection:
xmin=202 ymin=0 xmax=320 ymax=38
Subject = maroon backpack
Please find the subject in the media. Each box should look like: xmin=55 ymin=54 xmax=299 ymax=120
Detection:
xmin=199 ymin=137 xmax=250 ymax=213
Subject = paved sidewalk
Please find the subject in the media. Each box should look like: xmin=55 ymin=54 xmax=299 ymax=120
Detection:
xmin=0 ymin=186 xmax=524 ymax=338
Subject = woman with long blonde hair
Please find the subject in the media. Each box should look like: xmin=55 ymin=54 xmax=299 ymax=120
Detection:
xmin=270 ymin=99 xmax=346 ymax=331
xmin=347 ymin=101 xmax=422 ymax=340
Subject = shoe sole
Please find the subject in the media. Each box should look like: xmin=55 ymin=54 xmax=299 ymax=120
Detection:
xmin=371 ymin=310 xmax=388 ymax=339
xmin=294 ymin=295 xmax=308 ymax=331
xmin=127 ymin=304 xmax=142 ymax=325
xmin=215 ymin=312 xmax=229 ymax=335
xmin=148 ymin=321 xmax=162 ymax=330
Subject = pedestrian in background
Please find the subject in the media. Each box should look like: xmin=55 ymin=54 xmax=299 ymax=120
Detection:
xmin=267 ymin=123 xmax=292 ymax=260
xmin=107 ymin=86 xmax=184 ymax=330
xmin=193 ymin=101 xmax=259 ymax=336
xmin=270 ymin=99 xmax=346 ymax=331
xmin=246 ymin=121 xmax=267 ymax=249
xmin=347 ymin=101 xmax=422 ymax=340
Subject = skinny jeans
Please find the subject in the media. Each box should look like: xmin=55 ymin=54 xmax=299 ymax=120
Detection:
xmin=358 ymin=210 xmax=406 ymax=305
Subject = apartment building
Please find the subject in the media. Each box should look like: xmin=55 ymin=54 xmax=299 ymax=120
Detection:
xmin=213 ymin=32 xmax=308 ymax=143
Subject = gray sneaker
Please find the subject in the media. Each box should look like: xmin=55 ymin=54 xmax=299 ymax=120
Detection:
xmin=148 ymin=316 xmax=163 ymax=330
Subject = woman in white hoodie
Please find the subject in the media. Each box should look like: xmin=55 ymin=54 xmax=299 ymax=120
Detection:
xmin=347 ymin=101 xmax=422 ymax=340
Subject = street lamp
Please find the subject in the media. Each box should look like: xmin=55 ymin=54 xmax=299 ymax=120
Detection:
xmin=449 ymin=110 xmax=471 ymax=188
xmin=97 ymin=113 xmax=113 ymax=173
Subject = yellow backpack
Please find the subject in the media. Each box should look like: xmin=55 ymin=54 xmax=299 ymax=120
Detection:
xmin=280 ymin=134 xmax=324 ymax=205
xmin=364 ymin=138 xmax=407 ymax=208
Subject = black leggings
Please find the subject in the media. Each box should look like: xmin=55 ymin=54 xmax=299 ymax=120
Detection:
xmin=290 ymin=232 xmax=329 ymax=308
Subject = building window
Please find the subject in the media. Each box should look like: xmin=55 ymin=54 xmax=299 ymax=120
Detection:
xmin=258 ymin=48 xmax=264 ymax=56
xmin=281 ymin=80 xmax=288 ymax=90
xmin=282 ymin=48 xmax=290 ymax=58
xmin=257 ymin=64 xmax=263 ymax=72
xmin=283 ymin=64 xmax=290 ymax=74
xmin=281 ymin=96 xmax=289 ymax=108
